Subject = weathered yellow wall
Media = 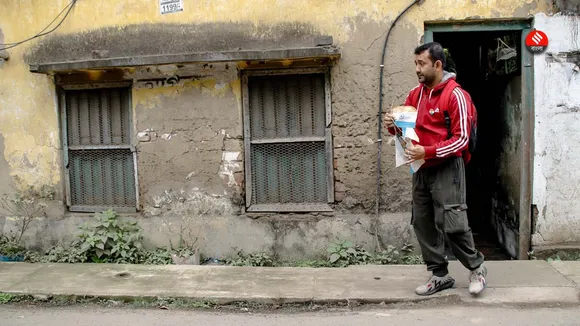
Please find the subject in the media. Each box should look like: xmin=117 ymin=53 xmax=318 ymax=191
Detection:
xmin=0 ymin=0 xmax=550 ymax=194
xmin=0 ymin=52 xmax=60 ymax=190
xmin=1 ymin=0 xmax=549 ymax=43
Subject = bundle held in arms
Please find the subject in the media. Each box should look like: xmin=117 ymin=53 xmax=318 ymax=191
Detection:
xmin=391 ymin=105 xmax=425 ymax=174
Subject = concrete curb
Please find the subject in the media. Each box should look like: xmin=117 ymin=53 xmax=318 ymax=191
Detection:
xmin=3 ymin=289 xmax=578 ymax=308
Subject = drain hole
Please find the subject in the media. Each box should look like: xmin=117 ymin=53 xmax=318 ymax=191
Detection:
xmin=116 ymin=272 xmax=131 ymax=278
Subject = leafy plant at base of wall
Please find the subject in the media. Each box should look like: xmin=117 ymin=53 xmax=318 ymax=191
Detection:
xmin=327 ymin=240 xmax=374 ymax=267
xmin=138 ymin=248 xmax=174 ymax=265
xmin=546 ymin=251 xmax=580 ymax=262
xmin=20 ymin=210 xmax=174 ymax=265
xmin=74 ymin=210 xmax=143 ymax=263
xmin=397 ymin=254 xmax=424 ymax=265
xmin=0 ymin=186 xmax=51 ymax=258
xmin=373 ymin=245 xmax=401 ymax=264
xmin=226 ymin=249 xmax=275 ymax=267
xmin=374 ymin=244 xmax=423 ymax=265
xmin=36 ymin=245 xmax=88 ymax=263
xmin=0 ymin=235 xmax=26 ymax=260
xmin=327 ymin=241 xmax=423 ymax=267
xmin=25 ymin=245 xmax=175 ymax=265
xmin=289 ymin=259 xmax=332 ymax=268
xmin=170 ymin=247 xmax=201 ymax=265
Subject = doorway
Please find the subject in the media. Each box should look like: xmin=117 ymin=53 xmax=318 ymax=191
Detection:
xmin=424 ymin=21 xmax=534 ymax=260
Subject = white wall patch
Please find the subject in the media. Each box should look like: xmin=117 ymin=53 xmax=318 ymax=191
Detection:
xmin=160 ymin=0 xmax=183 ymax=15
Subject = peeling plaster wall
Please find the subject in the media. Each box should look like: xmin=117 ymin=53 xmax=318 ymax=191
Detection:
xmin=532 ymin=13 xmax=580 ymax=248
xmin=0 ymin=0 xmax=557 ymax=257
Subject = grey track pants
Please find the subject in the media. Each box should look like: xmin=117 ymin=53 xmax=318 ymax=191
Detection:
xmin=411 ymin=156 xmax=485 ymax=277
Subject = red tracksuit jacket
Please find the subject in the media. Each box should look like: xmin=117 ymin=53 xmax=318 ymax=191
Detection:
xmin=388 ymin=72 xmax=472 ymax=168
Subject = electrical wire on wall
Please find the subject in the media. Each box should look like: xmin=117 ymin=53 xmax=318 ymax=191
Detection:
xmin=374 ymin=0 xmax=423 ymax=251
xmin=0 ymin=0 xmax=78 ymax=52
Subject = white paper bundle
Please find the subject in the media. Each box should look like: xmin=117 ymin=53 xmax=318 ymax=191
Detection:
xmin=393 ymin=112 xmax=424 ymax=174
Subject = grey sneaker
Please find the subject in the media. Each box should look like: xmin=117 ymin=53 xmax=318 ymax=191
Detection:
xmin=469 ymin=264 xmax=488 ymax=295
xmin=415 ymin=274 xmax=455 ymax=296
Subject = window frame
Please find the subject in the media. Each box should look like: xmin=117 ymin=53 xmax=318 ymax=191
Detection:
xmin=58 ymin=81 xmax=140 ymax=213
xmin=241 ymin=67 xmax=334 ymax=213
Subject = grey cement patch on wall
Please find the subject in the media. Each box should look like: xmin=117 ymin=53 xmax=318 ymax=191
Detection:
xmin=513 ymin=1 xmax=538 ymax=17
xmin=132 ymin=62 xmax=243 ymax=215
xmin=1 ymin=212 xmax=418 ymax=260
xmin=0 ymin=134 xmax=15 ymax=196
xmin=25 ymin=22 xmax=331 ymax=64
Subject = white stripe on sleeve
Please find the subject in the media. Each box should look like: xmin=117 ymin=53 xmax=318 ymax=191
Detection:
xmin=436 ymin=88 xmax=468 ymax=157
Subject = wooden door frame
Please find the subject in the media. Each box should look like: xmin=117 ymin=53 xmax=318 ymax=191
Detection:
xmin=423 ymin=18 xmax=534 ymax=260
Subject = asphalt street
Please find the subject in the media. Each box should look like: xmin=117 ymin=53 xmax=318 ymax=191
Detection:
xmin=0 ymin=305 xmax=578 ymax=326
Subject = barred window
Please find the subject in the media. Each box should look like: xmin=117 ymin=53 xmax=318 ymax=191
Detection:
xmin=242 ymin=68 xmax=334 ymax=212
xmin=61 ymin=85 xmax=137 ymax=212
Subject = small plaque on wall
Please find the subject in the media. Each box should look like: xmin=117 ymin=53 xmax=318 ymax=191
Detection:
xmin=160 ymin=0 xmax=183 ymax=15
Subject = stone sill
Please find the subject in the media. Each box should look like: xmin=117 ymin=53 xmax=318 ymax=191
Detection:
xmin=29 ymin=46 xmax=341 ymax=73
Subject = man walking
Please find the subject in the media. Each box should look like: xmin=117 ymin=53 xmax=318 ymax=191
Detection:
xmin=384 ymin=42 xmax=487 ymax=296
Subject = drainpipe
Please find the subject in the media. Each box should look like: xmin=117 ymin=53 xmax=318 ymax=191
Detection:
xmin=374 ymin=0 xmax=423 ymax=249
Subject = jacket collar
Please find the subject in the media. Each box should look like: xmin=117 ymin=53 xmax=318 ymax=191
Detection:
xmin=421 ymin=70 xmax=456 ymax=93
xmin=417 ymin=71 xmax=456 ymax=106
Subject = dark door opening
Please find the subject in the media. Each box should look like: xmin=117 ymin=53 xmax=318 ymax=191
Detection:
xmin=434 ymin=30 xmax=523 ymax=260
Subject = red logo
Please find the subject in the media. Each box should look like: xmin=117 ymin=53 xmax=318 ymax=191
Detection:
xmin=525 ymin=29 xmax=548 ymax=53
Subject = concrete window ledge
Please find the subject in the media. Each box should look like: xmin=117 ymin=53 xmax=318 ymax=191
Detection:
xmin=246 ymin=203 xmax=334 ymax=213
xmin=29 ymin=46 xmax=341 ymax=74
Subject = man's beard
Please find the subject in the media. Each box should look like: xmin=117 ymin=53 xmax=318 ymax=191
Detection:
xmin=418 ymin=73 xmax=434 ymax=85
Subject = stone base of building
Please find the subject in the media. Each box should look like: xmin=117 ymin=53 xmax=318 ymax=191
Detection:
xmin=0 ymin=212 xmax=419 ymax=261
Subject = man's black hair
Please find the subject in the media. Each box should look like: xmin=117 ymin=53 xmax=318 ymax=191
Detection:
xmin=414 ymin=42 xmax=446 ymax=68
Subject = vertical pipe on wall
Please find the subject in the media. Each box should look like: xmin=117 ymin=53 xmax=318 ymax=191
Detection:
xmin=375 ymin=0 xmax=423 ymax=251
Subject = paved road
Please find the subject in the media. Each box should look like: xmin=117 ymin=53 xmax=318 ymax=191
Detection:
xmin=1 ymin=305 xmax=579 ymax=325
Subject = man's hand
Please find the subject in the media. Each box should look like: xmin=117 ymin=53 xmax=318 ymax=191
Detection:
xmin=384 ymin=113 xmax=396 ymax=129
xmin=405 ymin=144 xmax=425 ymax=162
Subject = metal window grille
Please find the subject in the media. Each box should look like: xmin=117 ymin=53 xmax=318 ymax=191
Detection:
xmin=243 ymin=70 xmax=333 ymax=211
xmin=63 ymin=87 xmax=137 ymax=212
